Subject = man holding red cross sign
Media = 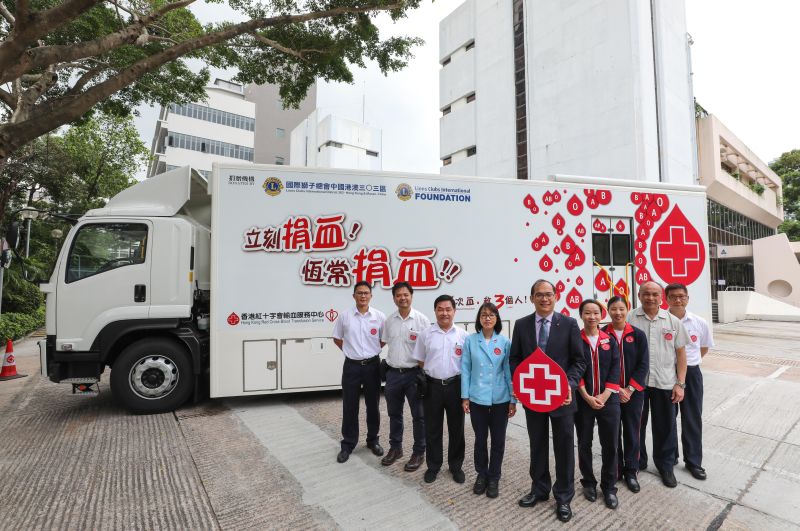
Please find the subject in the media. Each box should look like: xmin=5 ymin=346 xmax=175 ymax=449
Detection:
xmin=510 ymin=279 xmax=586 ymax=523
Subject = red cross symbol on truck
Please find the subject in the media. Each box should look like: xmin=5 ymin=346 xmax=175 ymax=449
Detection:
xmin=655 ymin=226 xmax=701 ymax=277
xmin=513 ymin=347 xmax=570 ymax=412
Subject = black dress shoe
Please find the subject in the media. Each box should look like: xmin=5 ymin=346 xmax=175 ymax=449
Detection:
xmin=582 ymin=486 xmax=597 ymax=502
xmin=687 ymin=465 xmax=707 ymax=480
xmin=381 ymin=448 xmax=402 ymax=466
xmin=336 ymin=450 xmax=350 ymax=463
xmin=603 ymin=492 xmax=619 ymax=509
xmin=660 ymin=469 xmax=677 ymax=488
xmin=556 ymin=503 xmax=573 ymax=523
xmin=450 ymin=468 xmax=466 ymax=484
xmin=404 ymin=453 xmax=424 ymax=471
xmin=424 ymin=469 xmax=438 ymax=483
xmin=367 ymin=442 xmax=384 ymax=456
xmin=486 ymin=480 xmax=499 ymax=499
xmin=624 ymin=475 xmax=641 ymax=493
xmin=473 ymin=475 xmax=487 ymax=495
xmin=518 ymin=492 xmax=548 ymax=508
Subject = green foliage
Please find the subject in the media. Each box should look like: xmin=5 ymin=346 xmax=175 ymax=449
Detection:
xmin=748 ymin=182 xmax=765 ymax=196
xmin=0 ymin=307 xmax=45 ymax=341
xmin=2 ymin=267 xmax=45 ymax=314
xmin=769 ymin=150 xmax=800 ymax=241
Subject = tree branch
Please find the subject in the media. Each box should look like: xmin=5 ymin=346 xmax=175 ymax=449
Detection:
xmin=0 ymin=2 xmax=15 ymax=24
xmin=249 ymin=33 xmax=308 ymax=61
xmin=0 ymin=88 xmax=15 ymax=110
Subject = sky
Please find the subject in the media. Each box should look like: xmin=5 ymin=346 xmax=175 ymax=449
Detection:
xmin=134 ymin=1 xmax=799 ymax=177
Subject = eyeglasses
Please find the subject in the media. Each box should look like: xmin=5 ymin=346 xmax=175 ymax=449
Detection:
xmin=534 ymin=293 xmax=555 ymax=300
xmin=480 ymin=314 xmax=496 ymax=320
xmin=354 ymin=291 xmax=371 ymax=297
xmin=667 ymin=295 xmax=688 ymax=301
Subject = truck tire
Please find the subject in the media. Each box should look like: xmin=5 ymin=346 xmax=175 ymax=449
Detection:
xmin=110 ymin=338 xmax=194 ymax=414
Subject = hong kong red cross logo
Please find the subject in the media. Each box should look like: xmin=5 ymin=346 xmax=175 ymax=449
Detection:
xmin=519 ymin=364 xmax=561 ymax=405
xmin=655 ymin=226 xmax=701 ymax=277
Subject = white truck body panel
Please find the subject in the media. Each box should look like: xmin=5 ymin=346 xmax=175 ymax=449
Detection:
xmin=209 ymin=164 xmax=711 ymax=398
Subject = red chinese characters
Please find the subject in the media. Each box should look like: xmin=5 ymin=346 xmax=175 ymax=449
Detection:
xmin=242 ymin=213 xmax=355 ymax=253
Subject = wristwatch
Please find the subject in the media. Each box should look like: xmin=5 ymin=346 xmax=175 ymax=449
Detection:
xmin=676 ymin=381 xmax=686 ymax=389
xmin=627 ymin=385 xmax=635 ymax=393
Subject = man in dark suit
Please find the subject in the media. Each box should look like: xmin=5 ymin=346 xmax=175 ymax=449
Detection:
xmin=511 ymin=279 xmax=586 ymax=523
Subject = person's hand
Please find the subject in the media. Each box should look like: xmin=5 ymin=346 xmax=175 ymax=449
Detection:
xmin=562 ymin=387 xmax=572 ymax=406
xmin=462 ymin=399 xmax=471 ymax=414
xmin=671 ymin=384 xmax=685 ymax=404
xmin=619 ymin=388 xmax=631 ymax=403
xmin=587 ymin=396 xmax=604 ymax=410
xmin=508 ymin=403 xmax=517 ymax=418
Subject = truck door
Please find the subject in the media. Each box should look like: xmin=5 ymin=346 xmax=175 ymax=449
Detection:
xmin=56 ymin=221 xmax=152 ymax=352
xmin=591 ymin=217 xmax=633 ymax=308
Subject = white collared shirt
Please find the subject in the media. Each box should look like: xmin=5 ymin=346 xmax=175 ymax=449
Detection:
xmin=627 ymin=307 xmax=690 ymax=390
xmin=332 ymin=306 xmax=386 ymax=360
xmin=411 ymin=324 xmax=468 ymax=380
xmin=679 ymin=311 xmax=714 ymax=366
xmin=381 ymin=308 xmax=431 ymax=368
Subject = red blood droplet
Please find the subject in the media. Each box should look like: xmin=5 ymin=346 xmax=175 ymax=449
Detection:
xmin=584 ymin=189 xmax=594 ymax=197
xmin=660 ymin=288 xmax=670 ymax=310
xmin=523 ymin=194 xmax=535 ymax=209
xmin=575 ymin=223 xmax=587 ymax=237
xmin=571 ymin=247 xmax=586 ymax=266
xmin=227 ymin=312 xmax=240 ymax=326
xmin=514 ymin=258 xmax=519 ymax=262
xmin=649 ymin=205 xmax=706 ymax=285
xmin=644 ymin=217 xmax=654 ymax=230
xmin=566 ymin=287 xmax=582 ymax=309
xmin=531 ymin=204 xmax=539 ymax=215
xmin=525 ymin=222 xmax=530 ymax=227
xmin=596 ymin=189 xmax=612 ymax=205
xmin=634 ymin=238 xmax=647 ymax=253
xmin=554 ymin=247 xmax=561 ymax=255
xmin=539 ymin=254 xmax=553 ymax=272
xmin=614 ymin=278 xmax=629 ymax=297
xmin=587 ymin=196 xmax=599 ymax=209
xmin=512 ymin=347 xmax=570 ymax=413
xmin=635 ymin=268 xmax=652 ymax=285
xmin=560 ymin=235 xmax=576 ymax=254
xmin=649 ymin=205 xmax=661 ymax=221
xmin=616 ymin=220 xmax=626 ymax=233
xmin=561 ymin=307 xmax=571 ymax=316
xmin=635 ymin=253 xmax=647 ymax=267
xmin=552 ymin=213 xmax=566 ymax=231
xmin=655 ymin=194 xmax=669 ymax=213
xmin=600 ymin=306 xmax=608 ymax=320
xmin=565 ymin=259 xmax=575 ymax=270
xmin=576 ymin=276 xmax=584 ymax=286
xmin=556 ymin=280 xmax=566 ymax=293
xmin=637 ymin=225 xmax=650 ymax=240
xmin=592 ymin=219 xmax=607 ymax=233
xmin=539 ymin=233 xmax=550 ymax=246
xmin=567 ymin=194 xmax=584 ymax=216
xmin=631 ymin=191 xmax=643 ymax=205
xmin=531 ymin=239 xmax=542 ymax=251
xmin=552 ymin=190 xmax=562 ymax=203
xmin=543 ymin=191 xmax=554 ymax=206
xmin=635 ymin=206 xmax=648 ymax=224
xmin=595 ymin=270 xmax=611 ymax=292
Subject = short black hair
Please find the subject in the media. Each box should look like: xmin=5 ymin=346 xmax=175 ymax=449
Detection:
xmin=391 ymin=281 xmax=413 ymax=296
xmin=434 ymin=294 xmax=456 ymax=310
xmin=474 ymin=303 xmax=502 ymax=334
xmin=579 ymin=298 xmax=605 ymax=315
xmin=531 ymin=279 xmax=556 ymax=296
xmin=664 ymin=283 xmax=688 ymax=297
xmin=353 ymin=280 xmax=372 ymax=293
xmin=607 ymin=296 xmax=630 ymax=310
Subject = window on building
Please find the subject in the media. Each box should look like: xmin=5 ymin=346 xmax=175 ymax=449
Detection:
xmin=366 ymin=150 xmax=378 ymax=157
xmin=443 ymin=156 xmax=452 ymax=166
xmin=442 ymin=106 xmax=451 ymax=116
xmin=276 ymin=128 xmax=285 ymax=138
xmin=466 ymin=146 xmax=477 ymax=157
xmin=465 ymin=41 xmax=475 ymax=51
xmin=167 ymin=132 xmax=254 ymax=162
xmin=466 ymin=93 xmax=476 ymax=103
xmin=442 ymin=57 xmax=451 ymax=66
xmin=168 ymin=102 xmax=255 ymax=131
xmin=275 ymin=156 xmax=285 ymax=165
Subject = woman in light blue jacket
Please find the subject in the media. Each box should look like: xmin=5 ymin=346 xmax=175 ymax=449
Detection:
xmin=461 ymin=302 xmax=517 ymax=499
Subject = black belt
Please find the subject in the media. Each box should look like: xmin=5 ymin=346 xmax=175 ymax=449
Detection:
xmin=387 ymin=365 xmax=418 ymax=373
xmin=345 ymin=355 xmax=380 ymax=366
xmin=426 ymin=375 xmax=460 ymax=386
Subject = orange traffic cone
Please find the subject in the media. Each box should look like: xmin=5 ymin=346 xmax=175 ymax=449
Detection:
xmin=0 ymin=339 xmax=27 ymax=381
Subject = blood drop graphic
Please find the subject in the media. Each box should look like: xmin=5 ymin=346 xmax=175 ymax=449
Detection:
xmin=635 ymin=253 xmax=647 ymax=267
xmin=595 ymin=270 xmax=611 ymax=292
xmin=634 ymin=238 xmax=647 ymax=253
xmin=523 ymin=194 xmax=535 ymax=209
xmin=227 ymin=312 xmax=240 ymax=326
xmin=539 ymin=254 xmax=553 ymax=272
xmin=576 ymin=276 xmax=584 ymax=286
xmin=616 ymin=220 xmax=626 ymax=233
xmin=567 ymin=194 xmax=584 ymax=216
xmin=564 ymin=258 xmax=575 ymax=270
xmin=649 ymin=206 xmax=706 ymax=285
xmin=556 ymin=280 xmax=566 ymax=293
xmin=648 ymin=205 xmax=662 ymax=221
xmin=637 ymin=225 xmax=650 ymax=240
xmin=513 ymin=347 xmax=570 ymax=413
xmin=561 ymin=307 xmax=571 ymax=316
xmin=635 ymin=268 xmax=652 ymax=285
xmin=539 ymin=232 xmax=550 ymax=246
xmin=631 ymin=191 xmax=644 ymax=205
xmin=571 ymin=247 xmax=586 ymax=266
xmin=565 ymin=287 xmax=582 ymax=309
xmin=531 ymin=238 xmax=543 ymax=251
xmin=560 ymin=235 xmax=576 ymax=254
xmin=554 ymin=247 xmax=561 ymax=255
xmin=543 ymin=191 xmax=554 ymax=206
xmin=660 ymin=288 xmax=670 ymax=310
xmin=587 ymin=196 xmax=599 ymax=209
xmin=592 ymin=219 xmax=607 ymax=233
xmin=552 ymin=190 xmax=562 ymax=203
xmin=654 ymin=194 xmax=669 ymax=213
xmin=596 ymin=189 xmax=612 ymax=205
xmin=614 ymin=278 xmax=629 ymax=297
xmin=552 ymin=213 xmax=566 ymax=233
xmin=575 ymin=223 xmax=587 ymax=237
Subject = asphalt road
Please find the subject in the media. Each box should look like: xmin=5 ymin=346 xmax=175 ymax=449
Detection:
xmin=1 ymin=321 xmax=799 ymax=530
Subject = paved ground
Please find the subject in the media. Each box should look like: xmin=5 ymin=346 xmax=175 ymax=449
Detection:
xmin=1 ymin=321 xmax=799 ymax=530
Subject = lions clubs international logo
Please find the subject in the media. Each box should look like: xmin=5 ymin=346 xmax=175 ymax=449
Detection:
xmin=263 ymin=177 xmax=283 ymax=197
xmin=395 ymin=183 xmax=413 ymax=201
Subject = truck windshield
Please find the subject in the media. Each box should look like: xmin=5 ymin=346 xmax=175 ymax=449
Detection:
xmin=65 ymin=223 xmax=148 ymax=283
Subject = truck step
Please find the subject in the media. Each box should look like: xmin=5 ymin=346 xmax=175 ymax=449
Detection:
xmin=61 ymin=377 xmax=100 ymax=384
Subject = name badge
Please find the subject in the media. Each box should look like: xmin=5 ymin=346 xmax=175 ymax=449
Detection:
xmin=690 ymin=334 xmax=698 ymax=343
xmin=494 ymin=347 xmax=502 ymax=355
xmin=625 ymin=336 xmax=634 ymax=343
xmin=454 ymin=344 xmax=463 ymax=357
xmin=663 ymin=329 xmax=674 ymax=341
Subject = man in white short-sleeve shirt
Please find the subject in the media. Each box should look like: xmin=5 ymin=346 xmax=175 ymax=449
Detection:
xmin=332 ymin=281 xmax=386 ymax=464
xmin=667 ymin=282 xmax=714 ymax=481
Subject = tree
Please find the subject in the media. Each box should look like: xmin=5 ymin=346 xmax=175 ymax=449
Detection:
xmin=769 ymin=149 xmax=800 ymax=241
xmin=0 ymin=0 xmax=424 ymax=173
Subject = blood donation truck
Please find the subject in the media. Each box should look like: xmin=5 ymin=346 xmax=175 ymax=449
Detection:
xmin=38 ymin=164 xmax=711 ymax=412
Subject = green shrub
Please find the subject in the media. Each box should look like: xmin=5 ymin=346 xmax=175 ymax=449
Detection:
xmin=2 ymin=277 xmax=45 ymax=314
xmin=0 ymin=307 xmax=45 ymax=341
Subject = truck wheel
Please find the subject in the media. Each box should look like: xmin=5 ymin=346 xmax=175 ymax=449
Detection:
xmin=110 ymin=338 xmax=194 ymax=414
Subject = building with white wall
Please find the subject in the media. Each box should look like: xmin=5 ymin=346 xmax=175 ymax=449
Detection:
xmin=290 ymin=110 xmax=382 ymax=171
xmin=148 ymin=79 xmax=256 ymax=178
xmin=439 ymin=0 xmax=696 ymax=185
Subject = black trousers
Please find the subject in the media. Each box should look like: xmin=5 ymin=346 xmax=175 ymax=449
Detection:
xmin=618 ymin=390 xmax=645 ymax=478
xmin=524 ymin=408 xmax=575 ymax=504
xmin=576 ymin=398 xmax=620 ymax=494
xmin=645 ymin=387 xmax=678 ymax=473
xmin=385 ymin=368 xmax=425 ymax=455
xmin=423 ymin=376 xmax=464 ymax=473
xmin=469 ymin=402 xmax=509 ymax=481
xmin=340 ymin=358 xmax=381 ymax=453
xmin=676 ymin=365 xmax=703 ymax=468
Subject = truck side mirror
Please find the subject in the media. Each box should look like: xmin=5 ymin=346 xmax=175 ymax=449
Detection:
xmin=5 ymin=222 xmax=19 ymax=249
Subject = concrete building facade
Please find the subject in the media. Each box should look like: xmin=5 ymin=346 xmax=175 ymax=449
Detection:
xmin=289 ymin=110 xmax=382 ymax=170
